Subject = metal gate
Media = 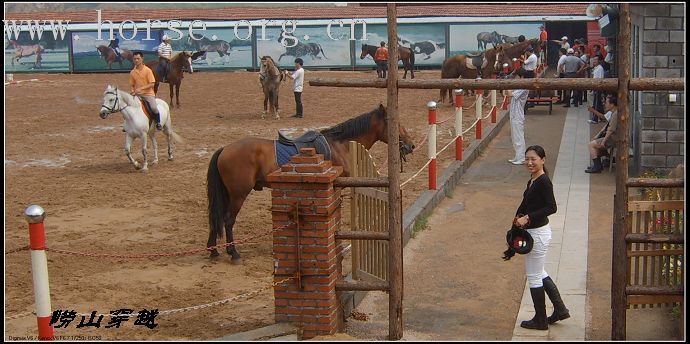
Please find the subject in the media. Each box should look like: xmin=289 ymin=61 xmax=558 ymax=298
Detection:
xmin=349 ymin=141 xmax=389 ymax=283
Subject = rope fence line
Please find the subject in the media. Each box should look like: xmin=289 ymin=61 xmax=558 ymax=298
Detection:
xmin=42 ymin=222 xmax=293 ymax=260
xmin=5 ymin=311 xmax=35 ymax=321
xmin=6 ymin=245 xmax=30 ymax=255
xmin=400 ymin=158 xmax=433 ymax=188
xmin=6 ymin=277 xmax=296 ymax=321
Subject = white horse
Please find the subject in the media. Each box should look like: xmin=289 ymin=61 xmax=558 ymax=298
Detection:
xmin=99 ymin=85 xmax=182 ymax=172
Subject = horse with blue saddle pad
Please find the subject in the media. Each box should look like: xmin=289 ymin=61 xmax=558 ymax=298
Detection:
xmin=205 ymin=104 xmax=416 ymax=263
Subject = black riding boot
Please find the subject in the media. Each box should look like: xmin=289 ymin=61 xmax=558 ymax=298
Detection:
xmin=520 ymin=287 xmax=549 ymax=330
xmin=543 ymin=276 xmax=570 ymax=324
xmin=585 ymin=157 xmax=603 ymax=173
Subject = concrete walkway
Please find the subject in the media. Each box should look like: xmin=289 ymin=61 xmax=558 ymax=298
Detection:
xmin=512 ymin=106 xmax=592 ymax=341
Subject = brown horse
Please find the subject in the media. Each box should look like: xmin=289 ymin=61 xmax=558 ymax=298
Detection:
xmin=438 ymin=47 xmax=510 ymax=105
xmin=495 ymin=38 xmax=542 ymax=72
xmin=360 ymin=44 xmax=416 ymax=79
xmin=205 ymin=104 xmax=416 ymax=262
xmin=96 ymin=45 xmax=133 ymax=69
xmin=10 ymin=40 xmax=43 ymax=68
xmin=259 ymin=56 xmax=285 ymax=119
xmin=146 ymin=51 xmax=194 ymax=109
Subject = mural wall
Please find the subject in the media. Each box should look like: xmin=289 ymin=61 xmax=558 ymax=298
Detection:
xmin=354 ymin=23 xmax=447 ymax=67
xmin=71 ymin=30 xmax=163 ymax=72
xmin=5 ymin=31 xmax=70 ymax=72
xmin=166 ymin=28 xmax=253 ymax=69
xmin=8 ymin=19 xmax=583 ymax=73
xmin=256 ymin=25 xmax=352 ymax=68
xmin=449 ymin=22 xmax=543 ymax=56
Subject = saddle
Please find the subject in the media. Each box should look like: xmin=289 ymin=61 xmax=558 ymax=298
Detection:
xmin=137 ymin=97 xmax=156 ymax=126
xmin=277 ymin=130 xmax=332 ymax=161
xmin=465 ymin=52 xmax=487 ymax=71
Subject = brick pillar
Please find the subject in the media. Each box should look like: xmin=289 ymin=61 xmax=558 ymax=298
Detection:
xmin=267 ymin=147 xmax=344 ymax=339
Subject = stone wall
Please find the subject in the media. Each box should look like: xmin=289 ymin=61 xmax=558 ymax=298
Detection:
xmin=631 ymin=4 xmax=685 ymax=175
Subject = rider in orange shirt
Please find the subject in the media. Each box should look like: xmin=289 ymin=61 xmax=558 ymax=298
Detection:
xmin=374 ymin=41 xmax=389 ymax=79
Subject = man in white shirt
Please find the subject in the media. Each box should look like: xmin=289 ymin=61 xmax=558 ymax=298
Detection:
xmin=285 ymin=58 xmax=305 ymax=118
xmin=508 ymin=68 xmax=530 ymax=165
xmin=157 ymin=34 xmax=173 ymax=83
xmin=522 ymin=46 xmax=538 ymax=78
xmin=554 ymin=48 xmax=567 ymax=104
xmin=588 ymin=56 xmax=606 ymax=123
xmin=551 ymin=36 xmax=570 ymax=51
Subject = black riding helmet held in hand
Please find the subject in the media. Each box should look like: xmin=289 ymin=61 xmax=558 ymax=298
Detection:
xmin=502 ymin=225 xmax=534 ymax=260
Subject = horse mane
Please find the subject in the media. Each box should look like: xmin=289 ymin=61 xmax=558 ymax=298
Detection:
xmin=320 ymin=106 xmax=385 ymax=141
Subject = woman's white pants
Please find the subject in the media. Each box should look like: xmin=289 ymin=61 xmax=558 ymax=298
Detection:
xmin=525 ymin=224 xmax=552 ymax=288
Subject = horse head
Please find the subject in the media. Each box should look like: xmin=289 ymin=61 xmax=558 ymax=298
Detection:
xmin=494 ymin=46 xmax=511 ymax=72
xmin=375 ymin=104 xmax=416 ymax=158
xmin=360 ymin=44 xmax=371 ymax=59
xmin=181 ymin=51 xmax=194 ymax=74
xmin=100 ymin=84 xmax=121 ymax=119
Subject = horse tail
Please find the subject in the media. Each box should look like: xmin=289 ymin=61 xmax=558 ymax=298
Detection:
xmin=207 ymin=147 xmax=229 ymax=240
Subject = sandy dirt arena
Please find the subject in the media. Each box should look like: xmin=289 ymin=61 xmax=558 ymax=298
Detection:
xmin=4 ymin=69 xmax=498 ymax=340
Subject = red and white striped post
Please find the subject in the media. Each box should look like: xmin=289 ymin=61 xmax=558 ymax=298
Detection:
xmin=454 ymin=89 xmax=464 ymax=161
xmin=501 ymin=63 xmax=510 ymax=110
xmin=25 ymin=205 xmax=54 ymax=341
xmin=427 ymin=101 xmax=437 ymax=190
xmin=475 ymin=80 xmax=483 ymax=140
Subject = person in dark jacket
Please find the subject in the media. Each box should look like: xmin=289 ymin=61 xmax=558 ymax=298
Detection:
xmin=512 ymin=145 xmax=570 ymax=330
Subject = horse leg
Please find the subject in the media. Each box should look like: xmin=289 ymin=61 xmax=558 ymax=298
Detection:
xmin=224 ymin=193 xmax=248 ymax=264
xmin=273 ymin=90 xmax=280 ymax=119
xmin=175 ymin=82 xmax=181 ymax=108
xmin=165 ymin=120 xmax=174 ymax=161
xmin=262 ymin=93 xmax=268 ymax=119
xmin=169 ymin=84 xmax=174 ymax=108
xmin=124 ymin=135 xmax=141 ymax=170
xmin=150 ymin=128 xmax=159 ymax=166
xmin=140 ymin=134 xmax=149 ymax=172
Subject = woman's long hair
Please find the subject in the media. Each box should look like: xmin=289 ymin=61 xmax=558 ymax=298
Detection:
xmin=525 ymin=145 xmax=548 ymax=177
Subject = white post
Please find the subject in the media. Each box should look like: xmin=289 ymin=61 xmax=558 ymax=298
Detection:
xmin=427 ymin=101 xmax=437 ymax=190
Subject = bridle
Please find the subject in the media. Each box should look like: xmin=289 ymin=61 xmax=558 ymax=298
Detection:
xmin=101 ymin=87 xmax=129 ymax=115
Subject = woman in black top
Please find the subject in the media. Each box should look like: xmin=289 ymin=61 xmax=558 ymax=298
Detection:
xmin=515 ymin=145 xmax=570 ymax=330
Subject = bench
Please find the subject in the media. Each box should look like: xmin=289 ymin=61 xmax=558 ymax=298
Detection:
xmin=525 ymin=96 xmax=558 ymax=115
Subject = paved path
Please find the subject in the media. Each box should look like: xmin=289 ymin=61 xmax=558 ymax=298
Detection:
xmin=512 ymin=105 xmax=591 ymax=341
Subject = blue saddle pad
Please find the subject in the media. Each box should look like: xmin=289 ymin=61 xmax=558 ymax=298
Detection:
xmin=275 ymin=141 xmax=299 ymax=167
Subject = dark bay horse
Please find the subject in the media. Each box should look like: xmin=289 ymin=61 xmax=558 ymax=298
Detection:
xmin=438 ymin=48 xmax=511 ymax=105
xmin=259 ymin=56 xmax=285 ymax=119
xmin=360 ymin=44 xmax=416 ymax=79
xmin=205 ymin=104 xmax=416 ymax=263
xmin=146 ymin=51 xmax=194 ymax=108
xmin=96 ymin=45 xmax=133 ymax=69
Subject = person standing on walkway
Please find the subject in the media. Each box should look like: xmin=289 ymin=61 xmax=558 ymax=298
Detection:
xmin=588 ymin=56 xmax=606 ymax=123
xmin=538 ymin=25 xmax=548 ymax=65
xmin=513 ymin=145 xmax=570 ymax=330
xmin=559 ymin=48 xmax=585 ymax=108
xmin=508 ymin=68 xmax=529 ymax=165
xmin=157 ymin=34 xmax=173 ymax=83
xmin=554 ymin=48 xmax=568 ymax=104
xmin=285 ymin=58 xmax=305 ymax=118
xmin=374 ymin=41 xmax=389 ymax=79
xmin=130 ymin=51 xmax=163 ymax=130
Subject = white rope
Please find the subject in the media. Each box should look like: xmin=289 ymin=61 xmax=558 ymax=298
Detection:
xmin=462 ymin=118 xmax=481 ymax=135
xmin=400 ymin=158 xmax=433 ymax=188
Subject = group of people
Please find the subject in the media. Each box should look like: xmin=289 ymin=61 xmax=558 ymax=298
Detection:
xmin=126 ymin=34 xmax=308 ymax=126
